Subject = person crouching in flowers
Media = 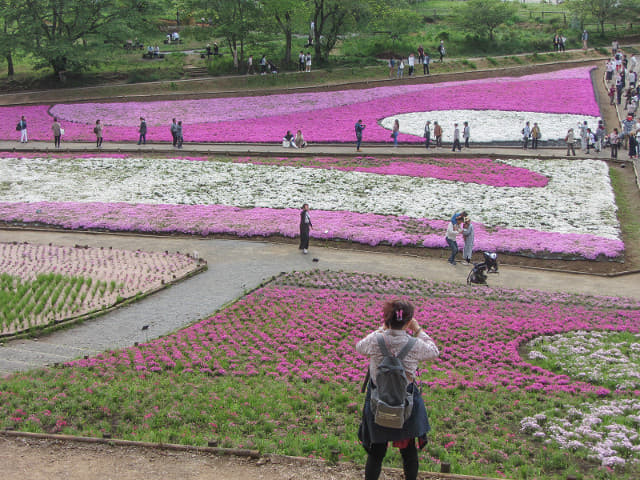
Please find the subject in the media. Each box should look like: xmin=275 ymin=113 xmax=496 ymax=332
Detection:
xmin=357 ymin=299 xmax=439 ymax=480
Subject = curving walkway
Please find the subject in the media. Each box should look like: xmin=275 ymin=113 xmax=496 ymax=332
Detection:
xmin=1 ymin=229 xmax=639 ymax=376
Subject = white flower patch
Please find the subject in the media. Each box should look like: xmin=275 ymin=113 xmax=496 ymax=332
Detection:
xmin=525 ymin=331 xmax=640 ymax=390
xmin=0 ymin=156 xmax=620 ymax=239
xmin=522 ymin=399 xmax=640 ymax=467
xmin=379 ymin=110 xmax=601 ymax=142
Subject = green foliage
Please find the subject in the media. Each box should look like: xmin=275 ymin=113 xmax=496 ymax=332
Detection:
xmin=454 ymin=0 xmax=517 ymax=42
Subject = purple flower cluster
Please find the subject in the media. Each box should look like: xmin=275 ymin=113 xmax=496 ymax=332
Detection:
xmin=0 ymin=201 xmax=623 ymax=259
xmin=0 ymin=67 xmax=599 ymax=143
xmin=67 ymin=270 xmax=640 ymax=394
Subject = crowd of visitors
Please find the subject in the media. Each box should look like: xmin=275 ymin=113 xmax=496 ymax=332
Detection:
xmin=604 ymin=46 xmax=640 ymax=159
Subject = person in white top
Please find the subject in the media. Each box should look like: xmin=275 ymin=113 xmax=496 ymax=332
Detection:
xmin=356 ymin=299 xmax=439 ymax=480
xmin=407 ymin=53 xmax=415 ymax=76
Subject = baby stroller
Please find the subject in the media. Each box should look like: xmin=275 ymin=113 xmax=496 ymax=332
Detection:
xmin=467 ymin=252 xmax=499 ymax=285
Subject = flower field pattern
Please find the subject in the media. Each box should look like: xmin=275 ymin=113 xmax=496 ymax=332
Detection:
xmin=2 ymin=270 xmax=639 ymax=479
xmin=0 ymin=154 xmax=622 ymax=259
xmin=0 ymin=242 xmax=201 ymax=335
xmin=0 ymin=67 xmax=599 ymax=143
xmin=69 ymin=270 xmax=640 ymax=395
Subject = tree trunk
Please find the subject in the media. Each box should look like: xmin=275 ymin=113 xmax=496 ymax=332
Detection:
xmin=314 ymin=5 xmax=322 ymax=63
xmin=6 ymin=52 xmax=14 ymax=77
xmin=284 ymin=30 xmax=292 ymax=67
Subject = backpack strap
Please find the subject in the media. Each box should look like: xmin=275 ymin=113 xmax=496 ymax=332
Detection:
xmin=376 ymin=334 xmax=390 ymax=357
xmin=397 ymin=336 xmax=417 ymax=360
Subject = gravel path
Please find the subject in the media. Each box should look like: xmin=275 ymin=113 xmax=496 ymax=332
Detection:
xmin=1 ymin=230 xmax=639 ymax=376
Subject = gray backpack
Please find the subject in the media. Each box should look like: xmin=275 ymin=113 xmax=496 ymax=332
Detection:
xmin=370 ymin=335 xmax=416 ymax=429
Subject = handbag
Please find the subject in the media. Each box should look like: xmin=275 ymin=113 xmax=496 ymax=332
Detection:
xmin=60 ymin=128 xmax=65 ymax=136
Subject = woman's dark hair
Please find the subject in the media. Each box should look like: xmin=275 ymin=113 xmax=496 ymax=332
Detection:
xmin=383 ymin=299 xmax=414 ymax=330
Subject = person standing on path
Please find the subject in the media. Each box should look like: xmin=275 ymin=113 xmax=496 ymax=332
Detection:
xmin=463 ymin=121 xmax=470 ymax=148
xmin=610 ymin=128 xmax=620 ymax=159
xmin=437 ymin=40 xmax=445 ymax=62
xmin=388 ymin=57 xmax=395 ymax=78
xmin=446 ymin=219 xmax=461 ymax=265
xmin=299 ymin=203 xmax=312 ymax=254
xmin=52 ymin=117 xmax=62 ymax=149
xmin=595 ymin=121 xmax=606 ymax=153
xmin=170 ymin=118 xmax=178 ymax=147
xmin=452 ymin=123 xmax=461 ymax=152
xmin=392 ymin=119 xmax=400 ymax=147
xmin=417 ymin=45 xmax=424 ymax=67
xmin=176 ymin=121 xmax=183 ymax=149
xmin=355 ymin=119 xmax=365 ymax=152
xmin=424 ymin=121 xmax=431 ymax=149
xmin=582 ymin=30 xmax=589 ymax=50
xmin=423 ymin=52 xmax=430 ymax=75
xmin=247 ymin=55 xmax=255 ymax=74
xmin=94 ymin=120 xmax=103 ymax=148
xmin=579 ymin=121 xmax=589 ymax=150
xmin=462 ymin=217 xmax=474 ymax=264
xmin=356 ymin=299 xmax=439 ymax=480
xmin=305 ymin=52 xmax=312 ymax=73
xmin=565 ymin=128 xmax=576 ymax=156
xmin=522 ymin=121 xmax=531 ymax=149
xmin=138 ymin=117 xmax=147 ymax=145
xmin=18 ymin=116 xmax=27 ymax=143
xmin=397 ymin=57 xmax=404 ymax=79
xmin=407 ymin=53 xmax=415 ymax=76
xmin=531 ymin=122 xmax=541 ymax=150
xmin=434 ymin=121 xmax=442 ymax=147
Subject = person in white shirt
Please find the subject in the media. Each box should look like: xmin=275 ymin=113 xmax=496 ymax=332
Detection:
xmin=407 ymin=53 xmax=415 ymax=76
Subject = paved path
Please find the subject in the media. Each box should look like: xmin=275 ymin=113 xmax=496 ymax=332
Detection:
xmin=1 ymin=230 xmax=639 ymax=376
xmin=0 ymin=139 xmax=627 ymax=161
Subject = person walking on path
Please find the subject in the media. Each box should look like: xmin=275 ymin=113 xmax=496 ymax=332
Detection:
xmin=623 ymin=116 xmax=635 ymax=149
xmin=437 ymin=40 xmax=445 ymax=62
xmin=138 ymin=117 xmax=147 ymax=145
xmin=299 ymin=203 xmax=312 ymax=254
xmin=531 ymin=122 xmax=541 ymax=149
xmin=94 ymin=120 xmax=103 ymax=148
xmin=17 ymin=116 xmax=27 ymax=143
xmin=176 ymin=121 xmax=183 ymax=149
xmin=52 ymin=117 xmax=62 ymax=149
xmin=522 ymin=121 xmax=531 ymax=149
xmin=170 ymin=118 xmax=178 ymax=147
xmin=463 ymin=121 xmax=470 ymax=148
xmin=392 ymin=119 xmax=400 ymax=147
xmin=355 ymin=119 xmax=365 ymax=152
xmin=462 ymin=217 xmax=474 ymax=264
xmin=417 ymin=45 xmax=424 ymax=67
xmin=565 ymin=128 xmax=576 ymax=156
xmin=446 ymin=219 xmax=461 ymax=265
xmin=388 ymin=57 xmax=395 ymax=78
xmin=247 ymin=55 xmax=255 ymax=75
xmin=305 ymin=52 xmax=312 ymax=73
xmin=356 ymin=299 xmax=439 ymax=480
xmin=424 ymin=121 xmax=431 ymax=149
xmin=595 ymin=121 xmax=606 ymax=153
xmin=452 ymin=123 xmax=461 ymax=152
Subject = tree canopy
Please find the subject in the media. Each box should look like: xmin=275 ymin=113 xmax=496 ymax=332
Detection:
xmin=454 ymin=0 xmax=516 ymax=41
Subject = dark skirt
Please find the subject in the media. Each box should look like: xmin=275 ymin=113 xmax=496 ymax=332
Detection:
xmin=358 ymin=382 xmax=430 ymax=452
xmin=299 ymin=223 xmax=310 ymax=249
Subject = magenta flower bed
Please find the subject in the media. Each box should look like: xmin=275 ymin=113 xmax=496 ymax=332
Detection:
xmin=67 ymin=271 xmax=640 ymax=395
xmin=0 ymin=201 xmax=623 ymax=259
xmin=0 ymin=67 xmax=599 ymax=143
xmin=234 ymin=156 xmax=549 ymax=187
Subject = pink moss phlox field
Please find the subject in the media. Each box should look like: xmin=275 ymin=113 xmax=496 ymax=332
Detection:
xmin=234 ymin=156 xmax=549 ymax=187
xmin=0 ymin=68 xmax=599 ymax=143
xmin=0 ymin=202 xmax=623 ymax=260
xmin=67 ymin=271 xmax=640 ymax=395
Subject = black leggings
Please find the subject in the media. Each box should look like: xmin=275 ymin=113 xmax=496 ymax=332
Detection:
xmin=365 ymin=441 xmax=418 ymax=480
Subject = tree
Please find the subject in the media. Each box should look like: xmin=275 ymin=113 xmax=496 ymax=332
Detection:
xmin=10 ymin=0 xmax=159 ymax=76
xmin=262 ymin=0 xmax=309 ymax=67
xmin=185 ymin=0 xmax=259 ymax=70
xmin=0 ymin=0 xmax=20 ymax=76
xmin=309 ymin=0 xmax=358 ymax=64
xmin=454 ymin=0 xmax=516 ymax=41
xmin=567 ymin=0 xmax=624 ymax=35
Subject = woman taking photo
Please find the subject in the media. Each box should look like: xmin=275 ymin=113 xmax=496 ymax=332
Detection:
xmin=356 ymin=299 xmax=439 ymax=480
